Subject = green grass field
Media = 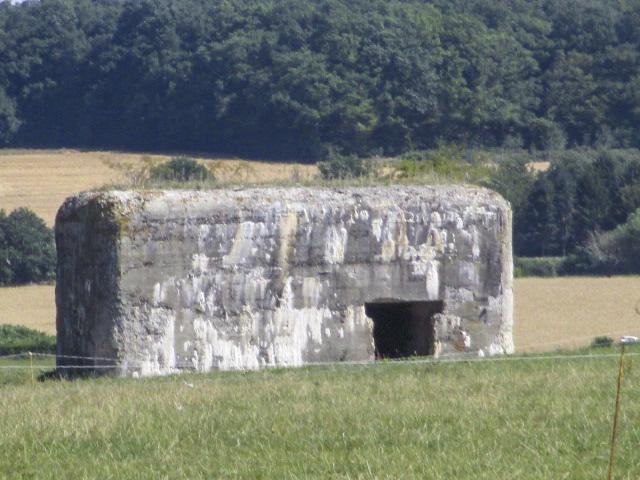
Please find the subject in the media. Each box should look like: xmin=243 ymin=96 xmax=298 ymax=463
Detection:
xmin=0 ymin=347 xmax=638 ymax=479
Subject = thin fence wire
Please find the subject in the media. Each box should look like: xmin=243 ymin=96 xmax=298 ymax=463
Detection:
xmin=1 ymin=324 xmax=638 ymax=376
xmin=1 ymin=350 xmax=639 ymax=373
xmin=3 ymin=326 xmax=638 ymax=361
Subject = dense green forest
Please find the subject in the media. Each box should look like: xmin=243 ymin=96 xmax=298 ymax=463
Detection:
xmin=1 ymin=0 xmax=639 ymax=159
xmin=3 ymin=0 xmax=640 ymax=273
xmin=484 ymin=148 xmax=640 ymax=273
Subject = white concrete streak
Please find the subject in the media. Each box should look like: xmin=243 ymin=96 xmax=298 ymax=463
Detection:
xmin=324 ymin=225 xmax=347 ymax=264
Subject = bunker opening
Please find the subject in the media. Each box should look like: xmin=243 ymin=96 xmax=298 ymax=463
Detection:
xmin=365 ymin=300 xmax=444 ymax=359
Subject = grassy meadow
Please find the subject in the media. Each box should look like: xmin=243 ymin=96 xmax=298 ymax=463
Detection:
xmin=0 ymin=348 xmax=639 ymax=479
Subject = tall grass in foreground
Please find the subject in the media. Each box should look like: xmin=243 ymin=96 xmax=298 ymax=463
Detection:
xmin=0 ymin=348 xmax=638 ymax=479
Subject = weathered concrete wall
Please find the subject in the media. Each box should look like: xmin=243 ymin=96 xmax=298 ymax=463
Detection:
xmin=55 ymin=186 xmax=513 ymax=376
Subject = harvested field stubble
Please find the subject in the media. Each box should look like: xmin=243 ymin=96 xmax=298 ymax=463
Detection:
xmin=0 ymin=285 xmax=56 ymax=334
xmin=0 ymin=150 xmax=129 ymax=226
xmin=514 ymin=277 xmax=640 ymax=352
xmin=0 ymin=149 xmax=317 ymax=226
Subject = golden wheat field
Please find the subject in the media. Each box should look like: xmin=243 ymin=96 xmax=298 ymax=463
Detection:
xmin=1 ymin=149 xmax=639 ymax=352
xmin=514 ymin=276 xmax=640 ymax=351
xmin=0 ymin=149 xmax=317 ymax=226
xmin=0 ymin=285 xmax=57 ymax=334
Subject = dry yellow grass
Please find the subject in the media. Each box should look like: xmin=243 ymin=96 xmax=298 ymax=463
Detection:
xmin=514 ymin=276 xmax=640 ymax=352
xmin=4 ymin=278 xmax=640 ymax=354
xmin=528 ymin=161 xmax=550 ymax=172
xmin=0 ymin=149 xmax=317 ymax=226
xmin=0 ymin=284 xmax=56 ymax=334
xmin=0 ymin=150 xmax=122 ymax=226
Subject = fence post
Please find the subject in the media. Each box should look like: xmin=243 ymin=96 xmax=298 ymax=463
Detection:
xmin=608 ymin=342 xmax=626 ymax=480
xmin=29 ymin=351 xmax=35 ymax=388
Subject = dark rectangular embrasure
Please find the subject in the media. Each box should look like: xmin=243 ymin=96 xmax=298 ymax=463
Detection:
xmin=365 ymin=301 xmax=444 ymax=359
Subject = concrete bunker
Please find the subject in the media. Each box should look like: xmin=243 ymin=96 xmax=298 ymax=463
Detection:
xmin=55 ymin=186 xmax=514 ymax=376
xmin=365 ymin=300 xmax=443 ymax=359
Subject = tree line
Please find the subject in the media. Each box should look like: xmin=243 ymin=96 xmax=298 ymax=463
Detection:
xmin=487 ymin=148 xmax=640 ymax=274
xmin=1 ymin=0 xmax=640 ymax=160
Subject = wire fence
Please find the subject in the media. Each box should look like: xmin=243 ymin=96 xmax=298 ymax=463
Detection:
xmin=1 ymin=340 xmax=639 ymax=376
xmin=0 ymin=315 xmax=638 ymax=387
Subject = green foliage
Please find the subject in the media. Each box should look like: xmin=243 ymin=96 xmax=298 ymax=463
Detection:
xmin=0 ymin=324 xmax=56 ymax=355
xmin=0 ymin=208 xmax=56 ymax=286
xmin=576 ymin=208 xmax=640 ymax=274
xmin=485 ymin=155 xmax=534 ymax=212
xmin=101 ymin=155 xmax=155 ymax=187
xmin=493 ymin=148 xmax=640 ymax=259
xmin=1 ymin=0 xmax=640 ymax=158
xmin=513 ymin=257 xmax=566 ymax=278
xmin=0 ymin=88 xmax=20 ymax=146
xmin=512 ymin=201 xmax=640 ymax=276
xmin=317 ymin=152 xmax=372 ymax=180
xmin=395 ymin=145 xmax=490 ymax=182
xmin=591 ymin=336 xmax=613 ymax=348
xmin=484 ymin=155 xmax=535 ymax=252
xmin=150 ymin=156 xmax=212 ymax=183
